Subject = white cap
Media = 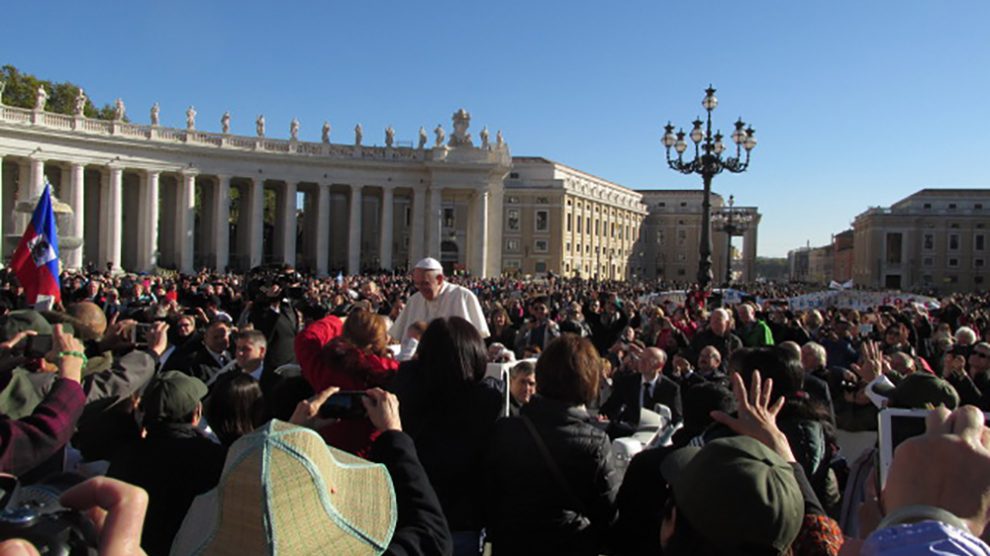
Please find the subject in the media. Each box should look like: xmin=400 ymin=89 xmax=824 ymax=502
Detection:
xmin=414 ymin=257 xmax=443 ymax=272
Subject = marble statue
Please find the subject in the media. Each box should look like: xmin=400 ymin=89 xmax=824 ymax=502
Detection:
xmin=114 ymin=98 xmax=126 ymax=121
xmin=418 ymin=126 xmax=427 ymax=149
xmin=322 ymin=121 xmax=331 ymax=144
xmin=186 ymin=106 xmax=197 ymax=130
xmin=448 ymin=108 xmax=473 ymax=147
xmin=480 ymin=126 xmax=490 ymax=149
xmin=150 ymin=103 xmax=160 ymax=126
xmin=290 ymin=118 xmax=300 ymax=140
xmin=496 ymin=129 xmax=504 ymax=147
xmin=385 ymin=126 xmax=395 ymax=148
xmin=35 ymin=86 xmax=48 ymax=111
xmin=434 ymin=124 xmax=445 ymax=148
xmin=74 ymin=88 xmax=87 ymax=116
xmin=355 ymin=124 xmax=363 ymax=146
xmin=256 ymin=115 xmax=265 ymax=137
xmin=221 ymin=112 xmax=231 ymax=134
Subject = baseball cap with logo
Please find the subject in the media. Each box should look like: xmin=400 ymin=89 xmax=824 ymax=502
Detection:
xmin=171 ymin=420 xmax=396 ymax=555
xmin=660 ymin=436 xmax=803 ymax=555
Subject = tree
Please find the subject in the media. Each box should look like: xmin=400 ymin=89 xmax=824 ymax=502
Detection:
xmin=1 ymin=64 xmax=121 ymax=120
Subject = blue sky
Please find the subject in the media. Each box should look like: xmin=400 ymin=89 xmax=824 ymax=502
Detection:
xmin=3 ymin=1 xmax=988 ymax=257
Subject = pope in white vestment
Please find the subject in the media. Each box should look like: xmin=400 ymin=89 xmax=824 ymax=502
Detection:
xmin=389 ymin=258 xmax=490 ymax=339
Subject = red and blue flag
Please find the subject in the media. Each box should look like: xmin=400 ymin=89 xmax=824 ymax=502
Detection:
xmin=11 ymin=182 xmax=61 ymax=306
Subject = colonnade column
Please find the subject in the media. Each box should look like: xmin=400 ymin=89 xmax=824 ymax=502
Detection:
xmin=315 ymin=184 xmax=330 ymax=276
xmin=137 ymin=170 xmax=160 ymax=272
xmin=66 ymin=163 xmax=85 ymax=270
xmin=426 ymin=185 xmax=443 ymax=259
xmin=379 ymin=186 xmax=394 ymax=271
xmin=248 ymin=179 xmax=264 ymax=268
xmin=106 ymin=165 xmax=123 ymax=272
xmin=29 ymin=156 xmax=45 ymax=198
xmin=176 ymin=171 xmax=197 ymax=273
xmin=214 ymin=175 xmax=231 ymax=272
xmin=471 ymin=190 xmax=489 ymax=277
xmin=348 ymin=185 xmax=363 ymax=275
xmin=408 ymin=186 xmax=426 ymax=267
xmin=274 ymin=181 xmax=297 ymax=266
xmin=743 ymin=227 xmax=758 ymax=283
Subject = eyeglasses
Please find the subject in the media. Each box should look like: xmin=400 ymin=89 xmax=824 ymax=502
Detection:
xmin=975 ymin=352 xmax=990 ymax=359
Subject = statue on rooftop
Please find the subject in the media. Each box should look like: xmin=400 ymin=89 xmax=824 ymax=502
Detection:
xmin=496 ymin=129 xmax=504 ymax=148
xmin=186 ymin=106 xmax=197 ymax=130
xmin=355 ymin=123 xmax=363 ymax=146
xmin=322 ymin=121 xmax=331 ymax=143
xmin=74 ymin=88 xmax=87 ymax=116
xmin=480 ymin=126 xmax=490 ymax=149
xmin=385 ymin=126 xmax=395 ymax=148
xmin=114 ymin=98 xmax=126 ymax=121
xmin=418 ymin=126 xmax=427 ymax=149
xmin=290 ymin=118 xmax=300 ymax=140
xmin=434 ymin=124 xmax=445 ymax=148
xmin=150 ymin=102 xmax=160 ymax=126
xmin=448 ymin=108 xmax=473 ymax=147
xmin=256 ymin=115 xmax=265 ymax=137
xmin=35 ymin=86 xmax=48 ymax=111
xmin=221 ymin=112 xmax=231 ymax=134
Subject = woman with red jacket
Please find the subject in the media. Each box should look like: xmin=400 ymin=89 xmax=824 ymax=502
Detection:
xmin=295 ymin=309 xmax=399 ymax=456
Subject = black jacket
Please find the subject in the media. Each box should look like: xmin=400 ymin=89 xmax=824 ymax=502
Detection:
xmin=600 ymin=371 xmax=682 ymax=428
xmin=370 ymin=431 xmax=453 ymax=556
xmin=389 ymin=361 xmax=504 ymax=532
xmin=689 ymin=329 xmax=743 ymax=369
xmin=484 ymin=396 xmax=619 ymax=556
xmin=107 ymin=423 xmax=225 ymax=556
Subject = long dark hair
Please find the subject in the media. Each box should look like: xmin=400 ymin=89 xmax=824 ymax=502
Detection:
xmin=417 ymin=317 xmax=487 ymax=399
xmin=206 ymin=374 xmax=265 ymax=448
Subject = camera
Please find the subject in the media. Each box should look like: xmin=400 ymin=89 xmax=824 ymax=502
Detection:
xmin=318 ymin=391 xmax=369 ymax=419
xmin=0 ymin=474 xmax=99 ymax=555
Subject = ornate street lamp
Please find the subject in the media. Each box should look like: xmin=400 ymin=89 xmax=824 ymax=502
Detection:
xmin=711 ymin=194 xmax=755 ymax=284
xmin=662 ymin=85 xmax=756 ymax=290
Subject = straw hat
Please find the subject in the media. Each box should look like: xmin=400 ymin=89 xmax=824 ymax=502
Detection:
xmin=171 ymin=420 xmax=396 ymax=555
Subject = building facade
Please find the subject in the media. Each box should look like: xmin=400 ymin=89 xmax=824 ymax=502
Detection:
xmin=501 ymin=157 xmax=647 ymax=278
xmin=0 ymin=104 xmax=510 ymax=276
xmin=833 ymin=229 xmax=854 ymax=283
xmin=852 ymin=189 xmax=990 ymax=291
xmin=637 ymin=190 xmax=761 ymax=283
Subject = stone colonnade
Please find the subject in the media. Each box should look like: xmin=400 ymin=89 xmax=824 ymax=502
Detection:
xmin=0 ymin=105 xmax=510 ymax=276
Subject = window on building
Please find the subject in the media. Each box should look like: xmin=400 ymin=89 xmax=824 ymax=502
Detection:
xmin=949 ymin=203 xmax=957 ymax=210
xmin=923 ymin=203 xmax=932 ymax=209
xmin=976 ymin=203 xmax=984 ymax=210
xmin=577 ymin=215 xmax=583 ymax=234
xmin=950 ymin=223 xmax=960 ymax=229
xmin=680 ymin=202 xmax=687 ymax=207
xmin=443 ymin=208 xmax=455 ymax=228
xmin=923 ymin=233 xmax=934 ymax=251
xmin=566 ymin=213 xmax=572 ymax=232
xmin=976 ymin=234 xmax=986 ymax=251
xmin=976 ymin=258 xmax=985 ymax=269
xmin=677 ymin=268 xmax=686 ymax=276
xmin=535 ymin=210 xmax=549 ymax=232
xmin=886 ymin=233 xmax=903 ymax=264
xmin=509 ymin=172 xmax=519 ymax=179
xmin=677 ymin=229 xmax=687 ymax=240
xmin=534 ymin=240 xmax=549 ymax=253
xmin=658 ymin=202 xmax=666 ymax=208
xmin=506 ymin=239 xmax=520 ymax=252
xmin=923 ymin=257 xmax=934 ymax=267
xmin=507 ymin=196 xmax=519 ymax=204
xmin=506 ymin=209 xmax=520 ymax=232
xmin=610 ymin=222 xmax=615 ymax=238
xmin=948 ymin=257 xmax=959 ymax=268
xmin=535 ymin=261 xmax=547 ymax=273
xmin=949 ymin=233 xmax=960 ymax=251
xmin=566 ymin=242 xmax=571 ymax=252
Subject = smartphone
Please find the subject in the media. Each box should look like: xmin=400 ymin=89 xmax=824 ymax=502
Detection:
xmin=318 ymin=391 xmax=369 ymax=419
xmin=24 ymin=334 xmax=53 ymax=358
xmin=877 ymin=408 xmax=990 ymax=487
xmin=859 ymin=324 xmax=874 ymax=336
xmin=130 ymin=323 xmax=153 ymax=344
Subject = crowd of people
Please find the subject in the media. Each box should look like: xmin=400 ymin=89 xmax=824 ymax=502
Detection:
xmin=0 ymin=258 xmax=988 ymax=555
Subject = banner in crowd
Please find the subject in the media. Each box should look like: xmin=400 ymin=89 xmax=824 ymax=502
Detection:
xmin=786 ymin=290 xmax=940 ymax=311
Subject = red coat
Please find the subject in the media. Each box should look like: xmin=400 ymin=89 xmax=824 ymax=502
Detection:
xmin=295 ymin=316 xmax=399 ymax=456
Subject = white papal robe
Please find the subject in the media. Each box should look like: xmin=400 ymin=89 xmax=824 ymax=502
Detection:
xmin=389 ymin=281 xmax=490 ymax=339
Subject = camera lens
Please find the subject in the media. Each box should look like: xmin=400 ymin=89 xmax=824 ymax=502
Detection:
xmin=0 ymin=507 xmax=38 ymax=526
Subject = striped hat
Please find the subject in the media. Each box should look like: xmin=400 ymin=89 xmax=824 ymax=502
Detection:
xmin=171 ymin=420 xmax=396 ymax=555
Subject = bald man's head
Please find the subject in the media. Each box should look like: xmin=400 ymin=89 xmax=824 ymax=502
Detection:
xmin=67 ymin=301 xmax=107 ymax=340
